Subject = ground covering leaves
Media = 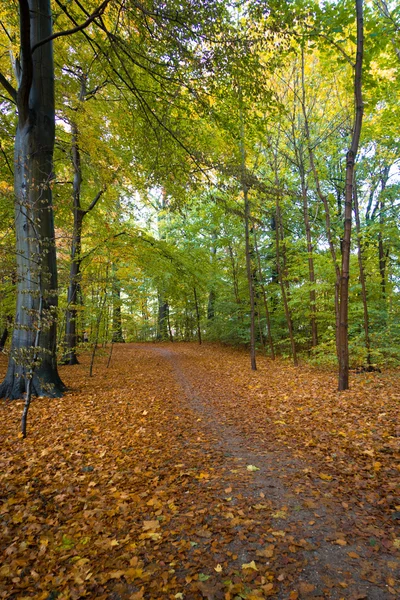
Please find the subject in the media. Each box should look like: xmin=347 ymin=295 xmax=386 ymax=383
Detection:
xmin=0 ymin=343 xmax=399 ymax=599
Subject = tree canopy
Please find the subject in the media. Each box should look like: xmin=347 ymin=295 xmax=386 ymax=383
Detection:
xmin=0 ymin=0 xmax=399 ymax=398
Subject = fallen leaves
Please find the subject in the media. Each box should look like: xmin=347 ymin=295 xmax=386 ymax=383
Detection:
xmin=1 ymin=343 xmax=399 ymax=600
xmin=246 ymin=464 xmax=260 ymax=472
xmin=241 ymin=560 xmax=258 ymax=571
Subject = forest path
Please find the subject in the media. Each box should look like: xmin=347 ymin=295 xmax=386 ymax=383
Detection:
xmin=142 ymin=343 xmax=398 ymax=600
xmin=1 ymin=343 xmax=399 ymax=600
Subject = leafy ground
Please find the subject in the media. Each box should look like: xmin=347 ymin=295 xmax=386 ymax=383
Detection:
xmin=0 ymin=343 xmax=399 ymax=600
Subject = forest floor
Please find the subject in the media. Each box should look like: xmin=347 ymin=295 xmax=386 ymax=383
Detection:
xmin=0 ymin=343 xmax=399 ymax=600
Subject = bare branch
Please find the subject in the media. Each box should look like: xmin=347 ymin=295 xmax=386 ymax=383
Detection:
xmin=0 ymin=71 xmax=16 ymax=102
xmin=84 ymin=188 xmax=106 ymax=214
xmin=31 ymin=0 xmax=111 ymax=54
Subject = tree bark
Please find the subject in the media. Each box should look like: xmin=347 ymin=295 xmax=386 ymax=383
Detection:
xmin=63 ymin=77 xmax=105 ymax=364
xmin=338 ymin=0 xmax=364 ymax=391
xmin=300 ymin=166 xmax=318 ymax=347
xmin=300 ymin=46 xmax=340 ymax=358
xmin=193 ymin=287 xmax=202 ymax=345
xmin=239 ymin=89 xmax=256 ymax=370
xmin=157 ymin=293 xmax=169 ymax=341
xmin=275 ymin=199 xmax=298 ymax=366
xmin=253 ymin=228 xmax=275 ymax=359
xmin=111 ymin=276 xmax=124 ymax=343
xmin=0 ymin=0 xmax=64 ymax=399
xmin=353 ymin=179 xmax=371 ymax=365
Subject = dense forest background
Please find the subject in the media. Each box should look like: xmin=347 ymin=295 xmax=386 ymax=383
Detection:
xmin=0 ymin=0 xmax=399 ymax=396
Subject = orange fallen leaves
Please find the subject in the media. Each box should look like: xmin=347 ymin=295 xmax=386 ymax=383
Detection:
xmin=0 ymin=343 xmax=399 ymax=599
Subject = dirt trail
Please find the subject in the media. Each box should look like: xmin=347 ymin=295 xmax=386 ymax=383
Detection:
xmin=147 ymin=344 xmax=398 ymax=599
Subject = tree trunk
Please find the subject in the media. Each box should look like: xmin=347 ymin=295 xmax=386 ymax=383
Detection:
xmin=157 ymin=293 xmax=169 ymax=341
xmin=0 ymin=0 xmax=64 ymax=399
xmin=193 ymin=287 xmax=202 ymax=345
xmin=207 ymin=242 xmax=217 ymax=320
xmin=64 ymin=78 xmax=105 ymax=364
xmin=275 ymin=199 xmax=298 ymax=366
xmin=111 ymin=277 xmax=124 ymax=343
xmin=253 ymin=228 xmax=275 ymax=359
xmin=338 ymin=0 xmax=364 ymax=391
xmin=300 ymin=166 xmax=318 ymax=347
xmin=0 ymin=316 xmax=12 ymax=352
xmin=64 ymin=201 xmax=84 ymax=365
xmin=353 ymin=179 xmax=371 ymax=365
xmin=239 ymin=90 xmax=256 ymax=371
xmin=300 ymin=46 xmax=340 ymax=358
xmin=228 ymin=245 xmax=242 ymax=311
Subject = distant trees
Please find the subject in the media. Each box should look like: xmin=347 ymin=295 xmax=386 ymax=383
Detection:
xmin=0 ymin=0 xmax=398 ymax=399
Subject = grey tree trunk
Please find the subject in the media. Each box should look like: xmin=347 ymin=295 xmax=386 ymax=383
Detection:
xmin=353 ymin=179 xmax=371 ymax=365
xmin=63 ymin=75 xmax=105 ymax=364
xmin=111 ymin=277 xmax=125 ymax=343
xmin=0 ymin=0 xmax=64 ymax=399
xmin=338 ymin=0 xmax=364 ymax=390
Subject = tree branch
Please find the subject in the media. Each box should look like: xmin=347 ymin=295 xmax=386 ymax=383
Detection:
xmin=0 ymin=144 xmax=14 ymax=177
xmin=31 ymin=0 xmax=111 ymax=54
xmin=17 ymin=0 xmax=33 ymax=123
xmin=84 ymin=188 xmax=106 ymax=214
xmin=0 ymin=72 xmax=17 ymax=102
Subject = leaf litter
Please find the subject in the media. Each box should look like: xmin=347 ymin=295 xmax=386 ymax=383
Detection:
xmin=0 ymin=342 xmax=399 ymax=599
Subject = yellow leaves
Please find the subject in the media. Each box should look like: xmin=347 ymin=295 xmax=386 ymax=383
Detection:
xmin=242 ymin=560 xmax=258 ymax=571
xmin=256 ymin=545 xmax=275 ymax=559
xmin=271 ymin=530 xmax=286 ymax=537
xmin=196 ymin=528 xmax=212 ymax=538
xmin=130 ymin=591 xmax=144 ymax=600
xmin=271 ymin=509 xmax=287 ymax=519
xmin=214 ymin=564 xmax=222 ymax=573
xmin=141 ymin=520 xmax=161 ymax=541
xmin=319 ymin=473 xmax=333 ymax=481
xmin=299 ymin=582 xmax=315 ymax=594
xmin=124 ymin=567 xmax=144 ymax=581
xmin=393 ymin=539 xmax=400 ymax=549
xmin=142 ymin=520 xmax=160 ymax=531
xmin=334 ymin=539 xmax=347 ymax=546
xmin=0 ymin=565 xmax=12 ymax=579
xmin=363 ymin=449 xmax=374 ymax=457
xmin=246 ymin=465 xmax=260 ymax=472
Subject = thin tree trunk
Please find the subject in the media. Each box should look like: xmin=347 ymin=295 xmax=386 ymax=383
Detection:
xmin=106 ymin=341 xmax=114 ymax=368
xmin=239 ymin=90 xmax=256 ymax=370
xmin=207 ymin=241 xmax=217 ymax=320
xmin=64 ymin=78 xmax=105 ymax=364
xmin=0 ymin=316 xmax=12 ymax=352
xmin=301 ymin=172 xmax=318 ymax=347
xmin=275 ymin=199 xmax=298 ymax=366
xmin=353 ymin=179 xmax=371 ymax=365
xmin=89 ymin=283 xmax=108 ymax=377
xmin=111 ymin=276 xmax=124 ymax=342
xmin=193 ymin=287 xmax=202 ymax=345
xmin=338 ymin=0 xmax=364 ymax=391
xmin=167 ymin=310 xmax=174 ymax=342
xmin=228 ymin=245 xmax=242 ymax=310
xmin=300 ymin=46 xmax=340 ymax=358
xmin=21 ymin=282 xmax=43 ymax=438
xmin=253 ymin=228 xmax=275 ymax=359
